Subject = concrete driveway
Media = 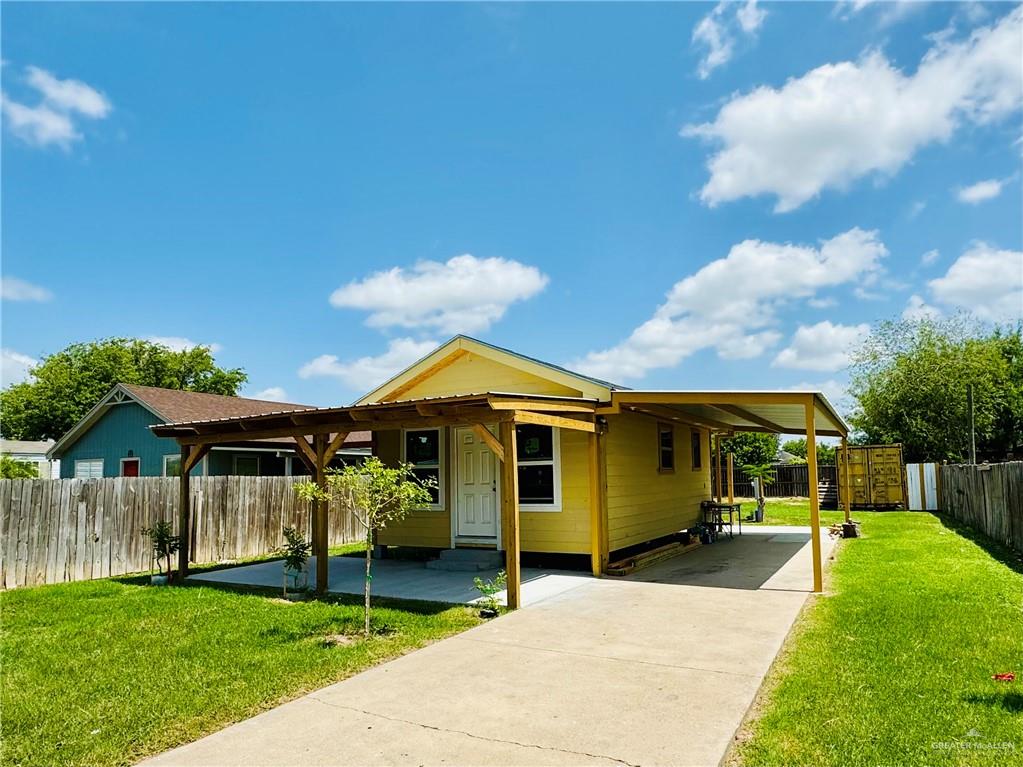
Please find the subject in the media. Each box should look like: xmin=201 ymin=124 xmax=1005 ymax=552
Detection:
xmin=142 ymin=527 xmax=837 ymax=767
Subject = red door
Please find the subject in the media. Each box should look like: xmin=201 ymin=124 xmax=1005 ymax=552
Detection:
xmin=121 ymin=459 xmax=140 ymax=477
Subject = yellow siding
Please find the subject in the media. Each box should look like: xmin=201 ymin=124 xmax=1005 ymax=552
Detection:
xmin=605 ymin=412 xmax=711 ymax=552
xmin=375 ymin=430 xmax=451 ymax=548
xmin=376 ymin=425 xmax=592 ymax=554
xmin=520 ymin=429 xmax=591 ymax=554
xmin=393 ymin=351 xmax=583 ymax=400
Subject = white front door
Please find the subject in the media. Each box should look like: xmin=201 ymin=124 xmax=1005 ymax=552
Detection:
xmin=454 ymin=427 xmax=498 ymax=539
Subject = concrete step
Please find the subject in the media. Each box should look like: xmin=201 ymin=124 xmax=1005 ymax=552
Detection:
xmin=425 ymin=559 xmax=494 ymax=572
xmin=426 ymin=548 xmax=504 ymax=572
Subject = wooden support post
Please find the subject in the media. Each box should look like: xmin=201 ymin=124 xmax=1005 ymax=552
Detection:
xmin=313 ymin=434 xmax=329 ymax=595
xmin=588 ymin=430 xmax=604 ymax=577
xmin=805 ymin=399 xmax=823 ymax=594
xmin=840 ymin=437 xmax=851 ymax=523
xmin=499 ymin=422 xmax=521 ymax=609
xmin=727 ymin=452 xmax=734 ymax=504
xmin=177 ymin=444 xmax=191 ymax=582
xmin=715 ymin=434 xmax=723 ymax=503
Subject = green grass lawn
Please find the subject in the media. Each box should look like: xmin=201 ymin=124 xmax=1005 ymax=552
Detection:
xmin=734 ymin=497 xmax=846 ymax=527
xmin=733 ymin=511 xmax=1023 ymax=767
xmin=0 ymin=575 xmax=481 ymax=767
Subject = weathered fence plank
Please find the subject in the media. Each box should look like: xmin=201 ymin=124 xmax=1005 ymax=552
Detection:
xmin=940 ymin=462 xmax=1023 ymax=553
xmin=0 ymin=476 xmax=362 ymax=589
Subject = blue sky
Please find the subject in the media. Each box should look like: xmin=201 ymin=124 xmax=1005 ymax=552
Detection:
xmin=2 ymin=1 xmax=1021 ymax=411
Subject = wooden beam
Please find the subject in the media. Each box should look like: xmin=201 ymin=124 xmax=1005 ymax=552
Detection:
xmin=471 ymin=424 xmax=505 ymax=463
xmin=499 ymin=422 xmax=521 ymax=610
xmin=512 ymin=411 xmax=596 ymax=433
xmin=616 ymin=391 xmax=809 ymax=407
xmin=293 ymin=436 xmax=317 ymax=467
xmin=727 ymin=452 xmax=734 ymax=504
xmin=313 ymin=434 xmax=329 ymax=596
xmin=840 ymin=437 xmax=851 ymax=523
xmin=715 ymin=434 xmax=723 ymax=503
xmin=322 ymin=431 xmax=351 ymax=465
xmin=487 ymin=398 xmax=595 ymax=413
xmin=588 ymin=430 xmax=605 ymax=577
xmin=175 ymin=415 xmax=508 ymax=445
xmin=711 ymin=404 xmax=789 ymax=433
xmin=182 ymin=443 xmax=211 ymax=474
xmin=806 ymin=398 xmax=823 ymax=594
xmin=177 ymin=444 xmax=191 ymax=582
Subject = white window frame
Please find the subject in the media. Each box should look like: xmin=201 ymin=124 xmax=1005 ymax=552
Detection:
xmin=233 ymin=454 xmax=261 ymax=476
xmin=119 ymin=457 xmax=141 ymax=476
xmin=163 ymin=453 xmax=207 ymax=477
xmin=401 ymin=427 xmax=446 ymax=511
xmin=74 ymin=459 xmax=104 ymax=479
xmin=517 ymin=425 xmax=562 ymax=512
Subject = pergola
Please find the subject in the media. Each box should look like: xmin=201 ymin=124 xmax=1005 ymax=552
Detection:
xmin=152 ymin=389 xmax=849 ymax=607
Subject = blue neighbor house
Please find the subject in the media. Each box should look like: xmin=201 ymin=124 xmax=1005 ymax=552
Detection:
xmin=47 ymin=384 xmax=371 ymax=478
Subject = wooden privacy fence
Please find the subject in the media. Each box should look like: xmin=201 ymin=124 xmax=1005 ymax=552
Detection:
xmin=0 ymin=476 xmax=363 ymax=590
xmin=714 ymin=463 xmax=838 ymax=498
xmin=939 ymin=462 xmax=1023 ymax=554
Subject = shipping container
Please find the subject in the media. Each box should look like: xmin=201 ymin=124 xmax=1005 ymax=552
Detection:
xmin=837 ymin=444 xmax=907 ymax=510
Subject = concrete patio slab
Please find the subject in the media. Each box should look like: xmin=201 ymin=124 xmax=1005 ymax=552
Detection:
xmin=188 ymin=555 xmax=593 ymax=606
xmin=143 ymin=527 xmax=838 ymax=767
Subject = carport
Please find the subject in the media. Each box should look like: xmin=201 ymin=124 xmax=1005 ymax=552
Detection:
xmin=151 ymin=389 xmax=849 ymax=605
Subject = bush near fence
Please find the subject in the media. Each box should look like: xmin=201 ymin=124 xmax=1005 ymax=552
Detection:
xmin=940 ymin=462 xmax=1023 ymax=554
xmin=0 ymin=476 xmax=362 ymax=590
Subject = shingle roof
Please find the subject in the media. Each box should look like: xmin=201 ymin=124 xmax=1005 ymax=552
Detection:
xmin=120 ymin=385 xmax=372 ymax=447
xmin=120 ymin=384 xmax=311 ymax=422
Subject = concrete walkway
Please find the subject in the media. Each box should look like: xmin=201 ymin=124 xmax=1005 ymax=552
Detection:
xmin=143 ymin=527 xmax=837 ymax=767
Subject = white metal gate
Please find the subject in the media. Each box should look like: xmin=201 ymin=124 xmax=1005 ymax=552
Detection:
xmin=906 ymin=462 xmax=939 ymax=510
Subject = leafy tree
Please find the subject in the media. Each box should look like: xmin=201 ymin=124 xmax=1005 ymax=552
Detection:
xmin=781 ymin=438 xmax=836 ymax=465
xmin=297 ymin=458 xmax=434 ymax=636
xmin=721 ymin=432 xmax=779 ymax=467
xmin=0 ymin=338 xmax=247 ymax=441
xmin=848 ymin=317 xmax=1022 ymax=462
xmin=0 ymin=456 xmax=38 ymax=479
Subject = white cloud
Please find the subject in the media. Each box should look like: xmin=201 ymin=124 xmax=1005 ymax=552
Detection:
xmin=330 ymin=254 xmax=548 ymax=335
xmin=787 ymin=378 xmax=851 ymax=413
xmin=1 ymin=66 xmax=111 ymax=150
xmin=837 ymin=0 xmax=926 ymax=27
xmin=956 ymin=177 xmax=1006 ymax=204
xmin=692 ymin=0 xmax=766 ymax=79
xmin=251 ymin=386 xmax=290 ymax=402
xmin=773 ymin=321 xmax=870 ymax=371
xmin=927 ymin=242 xmax=1023 ymax=321
xmin=807 ymin=297 xmax=838 ymax=309
xmin=684 ymin=7 xmax=1022 ymax=211
xmin=145 ymin=336 xmax=222 ymax=353
xmin=1 ymin=349 xmax=36 ymax=388
xmin=572 ymin=228 xmax=887 ymax=381
xmin=299 ymin=338 xmax=438 ymax=391
xmin=0 ymin=276 xmax=52 ymax=302
xmin=920 ymin=248 xmax=940 ymax=266
xmin=902 ymin=294 xmax=942 ymax=320
xmin=736 ymin=0 xmax=767 ymax=34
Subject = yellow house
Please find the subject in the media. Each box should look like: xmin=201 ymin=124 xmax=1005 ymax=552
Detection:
xmin=155 ymin=334 xmax=849 ymax=607
xmin=358 ymin=336 xmax=848 ymax=588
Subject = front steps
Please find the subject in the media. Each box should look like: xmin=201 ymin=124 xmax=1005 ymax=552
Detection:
xmin=425 ymin=548 xmax=504 ymax=572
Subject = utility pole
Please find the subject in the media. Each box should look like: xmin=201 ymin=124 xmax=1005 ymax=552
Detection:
xmin=967 ymin=383 xmax=976 ymax=465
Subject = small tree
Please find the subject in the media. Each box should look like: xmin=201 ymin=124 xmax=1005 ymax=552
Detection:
xmin=275 ymin=526 xmax=312 ymax=597
xmin=142 ymin=520 xmax=180 ymax=581
xmin=742 ymin=463 xmax=775 ymax=523
xmin=296 ymin=458 xmax=434 ymax=636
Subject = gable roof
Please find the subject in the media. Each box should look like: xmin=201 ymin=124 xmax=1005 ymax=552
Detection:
xmin=356 ymin=335 xmax=626 ymax=405
xmin=48 ymin=384 xmax=361 ymax=458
